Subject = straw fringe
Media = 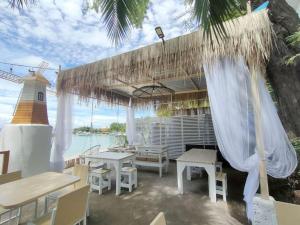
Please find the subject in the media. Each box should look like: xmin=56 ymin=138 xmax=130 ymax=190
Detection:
xmin=57 ymin=10 xmax=273 ymax=107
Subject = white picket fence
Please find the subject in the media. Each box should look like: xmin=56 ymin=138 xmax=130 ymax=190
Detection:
xmin=135 ymin=114 xmax=217 ymax=159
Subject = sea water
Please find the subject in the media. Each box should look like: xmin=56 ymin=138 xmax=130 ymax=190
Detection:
xmin=64 ymin=134 xmax=118 ymax=159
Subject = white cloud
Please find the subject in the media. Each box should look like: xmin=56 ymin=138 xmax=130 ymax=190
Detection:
xmin=0 ymin=0 xmax=185 ymax=129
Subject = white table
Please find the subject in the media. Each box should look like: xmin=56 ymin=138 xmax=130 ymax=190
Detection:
xmin=176 ymin=148 xmax=217 ymax=202
xmin=82 ymin=152 xmax=135 ymax=195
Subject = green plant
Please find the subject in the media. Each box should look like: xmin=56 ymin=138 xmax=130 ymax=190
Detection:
xmin=285 ymin=30 xmax=300 ymax=65
xmin=109 ymin=122 xmax=126 ymax=133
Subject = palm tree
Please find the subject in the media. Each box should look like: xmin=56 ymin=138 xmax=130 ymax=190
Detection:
xmin=8 ymin=0 xmax=246 ymax=45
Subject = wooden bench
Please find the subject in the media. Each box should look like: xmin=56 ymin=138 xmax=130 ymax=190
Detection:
xmin=135 ymin=145 xmax=169 ymax=177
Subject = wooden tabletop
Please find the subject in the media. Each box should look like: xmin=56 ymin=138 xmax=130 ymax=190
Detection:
xmin=0 ymin=172 xmax=79 ymax=209
xmin=83 ymin=152 xmax=135 ymax=161
xmin=176 ymin=148 xmax=217 ymax=164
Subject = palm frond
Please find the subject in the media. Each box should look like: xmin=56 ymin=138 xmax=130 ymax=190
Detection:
xmin=7 ymin=0 xmax=35 ymax=9
xmin=186 ymin=0 xmax=246 ymax=41
xmin=286 ymin=30 xmax=300 ymax=46
xmin=92 ymin=0 xmax=149 ymax=46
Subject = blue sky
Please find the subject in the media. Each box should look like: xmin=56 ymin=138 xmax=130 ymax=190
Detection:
xmin=0 ymin=0 xmax=195 ymax=128
xmin=0 ymin=0 xmax=298 ymax=129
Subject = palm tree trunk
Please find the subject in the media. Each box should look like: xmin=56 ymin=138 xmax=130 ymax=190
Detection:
xmin=265 ymin=0 xmax=300 ymax=137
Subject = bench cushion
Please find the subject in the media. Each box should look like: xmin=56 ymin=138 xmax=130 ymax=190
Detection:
xmin=136 ymin=156 xmax=167 ymax=163
xmin=90 ymin=168 xmax=111 ymax=175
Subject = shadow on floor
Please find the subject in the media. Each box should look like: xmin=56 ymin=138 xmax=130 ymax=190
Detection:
xmin=87 ymin=162 xmax=250 ymax=225
xmin=18 ymin=162 xmax=250 ymax=225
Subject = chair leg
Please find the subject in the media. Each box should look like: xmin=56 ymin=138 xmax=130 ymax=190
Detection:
xmin=44 ymin=196 xmax=48 ymax=214
xmin=108 ymin=174 xmax=111 ymax=191
xmin=134 ymin=171 xmax=137 ymax=188
xmin=99 ymin=176 xmax=103 ymax=195
xmin=16 ymin=207 xmax=21 ymax=225
xmin=34 ymin=199 xmax=38 ymax=218
xmin=223 ymin=176 xmax=227 ymax=202
xmin=223 ymin=181 xmax=226 ymax=202
xmin=129 ymin=174 xmax=132 ymax=192
xmin=19 ymin=206 xmax=23 ymax=224
xmin=86 ymin=199 xmax=90 ymax=217
xmin=159 ymin=167 xmax=162 ymax=177
xmin=8 ymin=210 xmax=12 ymax=225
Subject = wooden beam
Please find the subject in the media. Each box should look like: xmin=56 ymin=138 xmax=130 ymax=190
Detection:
xmin=247 ymin=1 xmax=252 ymax=14
xmin=250 ymin=67 xmax=269 ymax=199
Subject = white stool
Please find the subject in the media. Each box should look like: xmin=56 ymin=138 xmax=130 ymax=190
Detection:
xmin=216 ymin=172 xmax=227 ymax=202
xmin=216 ymin=161 xmax=223 ymax=172
xmin=121 ymin=167 xmax=137 ymax=192
xmin=90 ymin=168 xmax=112 ymax=195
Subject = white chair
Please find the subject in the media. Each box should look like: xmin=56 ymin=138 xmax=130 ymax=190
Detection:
xmin=216 ymin=172 xmax=227 ymax=202
xmin=275 ymin=201 xmax=300 ymax=225
xmin=45 ymin=164 xmax=89 ymax=213
xmin=0 ymin=171 xmax=22 ymax=225
xmin=150 ymin=212 xmax=166 ymax=225
xmin=28 ymin=185 xmax=90 ymax=225
xmin=90 ymin=168 xmax=112 ymax=195
xmin=121 ymin=167 xmax=137 ymax=192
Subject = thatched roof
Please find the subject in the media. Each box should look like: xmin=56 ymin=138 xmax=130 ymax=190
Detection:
xmin=57 ymin=10 xmax=273 ymax=108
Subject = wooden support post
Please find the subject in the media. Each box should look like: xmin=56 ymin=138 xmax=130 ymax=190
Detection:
xmin=0 ymin=150 xmax=10 ymax=174
xmin=250 ymin=67 xmax=269 ymax=199
xmin=247 ymin=1 xmax=252 ymax=14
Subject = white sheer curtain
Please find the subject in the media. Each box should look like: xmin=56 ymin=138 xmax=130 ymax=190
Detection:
xmin=50 ymin=92 xmax=73 ymax=172
xmin=204 ymin=57 xmax=297 ymax=220
xmin=126 ymin=98 xmax=137 ymax=145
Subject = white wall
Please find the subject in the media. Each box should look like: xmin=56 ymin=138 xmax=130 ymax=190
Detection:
xmin=136 ymin=114 xmax=217 ymax=159
xmin=0 ymin=124 xmax=52 ymax=177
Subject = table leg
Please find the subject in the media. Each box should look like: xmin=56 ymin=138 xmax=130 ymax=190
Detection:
xmin=177 ymin=162 xmax=185 ymax=194
xmin=206 ymin=166 xmax=217 ymax=203
xmin=34 ymin=199 xmax=38 ymax=218
xmin=113 ymin=162 xmax=121 ymax=196
xmin=131 ymin=158 xmax=136 ymax=168
xmin=187 ymin=166 xmax=191 ymax=181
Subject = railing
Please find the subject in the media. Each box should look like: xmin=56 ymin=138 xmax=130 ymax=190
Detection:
xmin=80 ymin=144 xmax=102 ymax=156
xmin=0 ymin=151 xmax=10 ymax=174
xmin=64 ymin=145 xmax=102 ymax=169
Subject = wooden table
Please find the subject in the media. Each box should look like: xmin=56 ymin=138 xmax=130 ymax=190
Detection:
xmin=82 ymin=152 xmax=135 ymax=195
xmin=0 ymin=172 xmax=79 ymax=210
xmin=176 ymin=148 xmax=217 ymax=202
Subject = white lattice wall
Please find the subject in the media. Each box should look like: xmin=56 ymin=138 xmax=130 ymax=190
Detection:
xmin=135 ymin=114 xmax=217 ymax=159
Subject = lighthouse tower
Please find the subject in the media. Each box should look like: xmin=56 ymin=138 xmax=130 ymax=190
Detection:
xmin=12 ymin=73 xmax=50 ymax=125
xmin=0 ymin=72 xmax=53 ymax=177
